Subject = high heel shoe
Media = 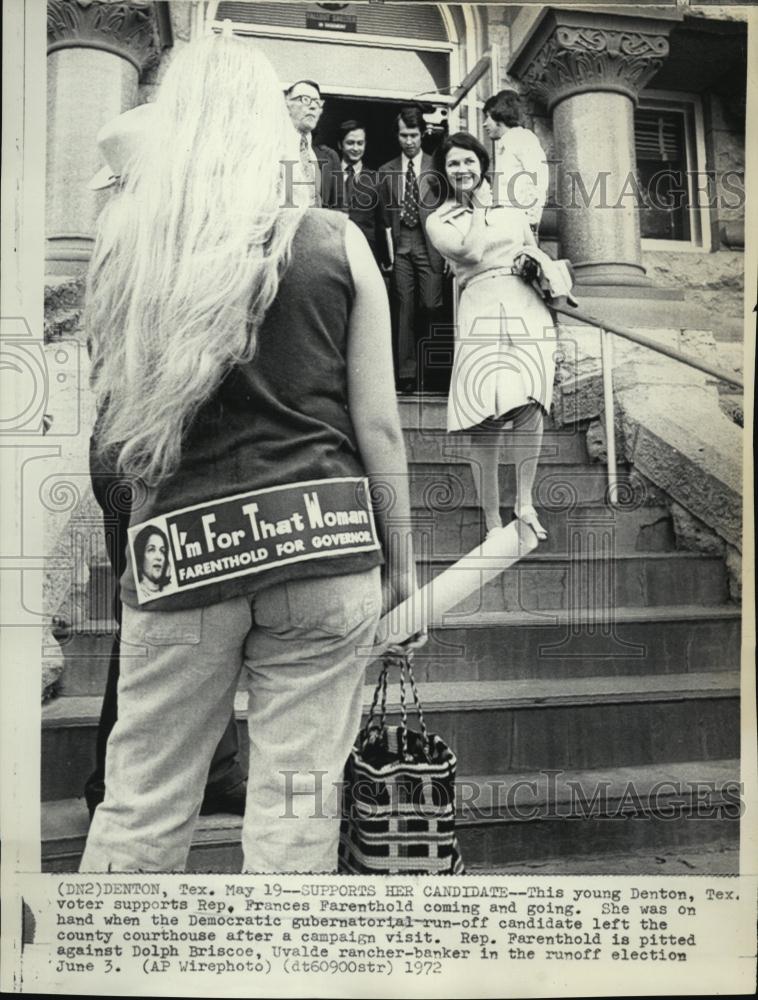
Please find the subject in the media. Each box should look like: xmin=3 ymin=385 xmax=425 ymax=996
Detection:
xmin=514 ymin=505 xmax=547 ymax=542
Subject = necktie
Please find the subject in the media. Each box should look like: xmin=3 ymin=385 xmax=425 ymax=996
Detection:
xmin=299 ymin=133 xmax=316 ymax=207
xmin=401 ymin=159 xmax=420 ymax=227
xmin=345 ymin=163 xmax=355 ymax=208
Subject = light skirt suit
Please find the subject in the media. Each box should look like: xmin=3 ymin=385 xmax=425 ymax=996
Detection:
xmin=426 ymin=200 xmax=557 ymax=433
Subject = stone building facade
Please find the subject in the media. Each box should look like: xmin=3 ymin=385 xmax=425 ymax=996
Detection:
xmin=46 ymin=1 xmax=747 ymax=333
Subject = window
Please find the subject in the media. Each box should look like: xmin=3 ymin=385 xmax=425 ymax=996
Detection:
xmin=634 ymin=94 xmax=709 ymax=250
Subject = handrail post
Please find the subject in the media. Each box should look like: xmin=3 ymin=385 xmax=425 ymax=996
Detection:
xmin=600 ymin=327 xmax=618 ymax=505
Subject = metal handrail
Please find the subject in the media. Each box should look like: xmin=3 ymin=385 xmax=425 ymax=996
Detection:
xmin=552 ymin=303 xmax=744 ymax=390
xmin=550 ymin=302 xmax=744 ymax=502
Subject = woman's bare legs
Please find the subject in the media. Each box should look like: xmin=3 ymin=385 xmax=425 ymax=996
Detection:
xmin=469 ymin=402 xmax=547 ymax=540
xmin=469 ymin=431 xmax=503 ymax=535
xmin=509 ymin=401 xmax=547 ymax=540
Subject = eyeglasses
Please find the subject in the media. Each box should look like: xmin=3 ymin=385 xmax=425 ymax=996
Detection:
xmin=288 ymin=95 xmax=325 ymax=110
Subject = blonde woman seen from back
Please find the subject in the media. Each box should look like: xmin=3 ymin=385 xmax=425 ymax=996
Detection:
xmin=82 ymin=34 xmax=415 ymax=874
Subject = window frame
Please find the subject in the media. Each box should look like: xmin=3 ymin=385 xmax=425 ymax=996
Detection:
xmin=636 ymin=89 xmax=712 ymax=254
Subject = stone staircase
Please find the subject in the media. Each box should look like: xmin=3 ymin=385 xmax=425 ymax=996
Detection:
xmin=41 ymin=397 xmax=741 ymax=873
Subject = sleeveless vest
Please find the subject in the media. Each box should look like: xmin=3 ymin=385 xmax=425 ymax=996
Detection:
xmin=120 ymin=209 xmax=382 ymax=611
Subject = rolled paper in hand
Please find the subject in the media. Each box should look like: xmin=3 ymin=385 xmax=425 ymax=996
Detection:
xmin=373 ymin=519 xmax=538 ymax=655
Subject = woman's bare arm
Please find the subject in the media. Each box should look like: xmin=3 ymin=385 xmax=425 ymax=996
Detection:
xmin=345 ymin=220 xmax=416 ymax=610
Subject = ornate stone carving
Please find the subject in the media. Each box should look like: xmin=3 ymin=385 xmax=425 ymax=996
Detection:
xmin=514 ymin=21 xmax=670 ymax=111
xmin=47 ymin=0 xmax=160 ymax=75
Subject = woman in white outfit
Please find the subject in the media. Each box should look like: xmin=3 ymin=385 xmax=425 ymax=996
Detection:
xmin=483 ymin=90 xmax=548 ymax=230
xmin=425 ymin=132 xmax=561 ymax=542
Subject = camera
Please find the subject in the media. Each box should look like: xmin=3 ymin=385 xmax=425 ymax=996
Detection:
xmin=422 ymin=105 xmax=449 ymax=133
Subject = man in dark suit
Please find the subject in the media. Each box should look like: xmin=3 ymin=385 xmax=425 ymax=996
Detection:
xmin=284 ymin=79 xmax=340 ymax=208
xmin=335 ymin=119 xmax=390 ymax=268
xmin=378 ymin=106 xmax=445 ymax=392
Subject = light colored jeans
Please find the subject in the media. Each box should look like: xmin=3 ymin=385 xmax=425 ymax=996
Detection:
xmin=79 ymin=567 xmax=382 ymax=873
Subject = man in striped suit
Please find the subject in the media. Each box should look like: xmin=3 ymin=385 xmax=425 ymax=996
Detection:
xmin=285 ymin=79 xmax=340 ymax=208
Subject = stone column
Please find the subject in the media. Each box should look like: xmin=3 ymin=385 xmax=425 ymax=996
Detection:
xmin=46 ymin=1 xmax=160 ymax=275
xmin=509 ymin=10 xmax=674 ymax=287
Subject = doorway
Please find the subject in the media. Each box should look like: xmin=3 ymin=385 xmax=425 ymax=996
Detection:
xmin=315 ymin=96 xmax=445 ymax=168
xmin=316 ymin=96 xmax=401 ymax=168
xmin=316 ymin=95 xmax=454 ymax=394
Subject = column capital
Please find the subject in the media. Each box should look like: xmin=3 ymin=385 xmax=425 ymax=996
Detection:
xmin=47 ymin=0 xmax=161 ymax=76
xmin=509 ymin=9 xmax=675 ymax=112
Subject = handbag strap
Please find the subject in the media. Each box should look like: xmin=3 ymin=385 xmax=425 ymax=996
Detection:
xmin=364 ymin=645 xmax=431 ymax=761
xmin=365 ymin=657 xmax=389 ymax=736
xmin=397 ymin=650 xmax=430 ymax=759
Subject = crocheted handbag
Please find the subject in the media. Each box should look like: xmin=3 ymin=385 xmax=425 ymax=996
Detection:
xmin=338 ymin=646 xmax=464 ymax=875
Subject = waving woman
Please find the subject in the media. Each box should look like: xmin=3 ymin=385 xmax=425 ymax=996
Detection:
xmin=426 ymin=132 xmax=568 ymax=542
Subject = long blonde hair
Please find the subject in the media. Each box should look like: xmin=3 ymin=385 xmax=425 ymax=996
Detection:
xmin=87 ymin=35 xmax=304 ymax=483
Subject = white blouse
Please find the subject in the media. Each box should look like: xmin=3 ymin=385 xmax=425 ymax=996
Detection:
xmin=492 ymin=126 xmax=549 ymax=226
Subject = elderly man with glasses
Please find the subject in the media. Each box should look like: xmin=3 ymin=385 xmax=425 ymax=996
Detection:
xmin=285 ymin=79 xmax=340 ymax=208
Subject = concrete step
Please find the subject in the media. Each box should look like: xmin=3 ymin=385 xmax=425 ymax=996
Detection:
xmin=80 ymin=546 xmax=728 ymax=633
xmin=418 ymin=551 xmax=729 ymax=612
xmin=415 ymin=505 xmax=675 ymax=556
xmin=54 ymin=599 xmax=740 ymax=697
xmin=42 ymin=798 xmax=244 ymax=873
xmin=41 ymin=671 xmax=739 ymax=801
xmin=400 ymin=672 xmax=739 ymax=775
xmin=402 ymin=426 xmax=590 ymax=466
xmin=55 ymin=602 xmax=741 ymax=697
xmin=473 ymin=842 xmax=739 ymax=876
xmin=397 ymin=396 xmax=563 ymax=431
xmin=41 ymin=759 xmax=739 ymax=873
xmin=388 ymin=606 xmax=741 ymax=683
xmin=434 ymin=758 xmax=740 ymax=869
xmin=408 ymin=463 xmax=646 ymax=511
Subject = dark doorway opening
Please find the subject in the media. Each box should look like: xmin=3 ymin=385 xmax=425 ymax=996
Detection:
xmin=316 ymin=95 xmax=445 ymax=168
xmin=316 ymin=95 xmax=454 ymax=394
